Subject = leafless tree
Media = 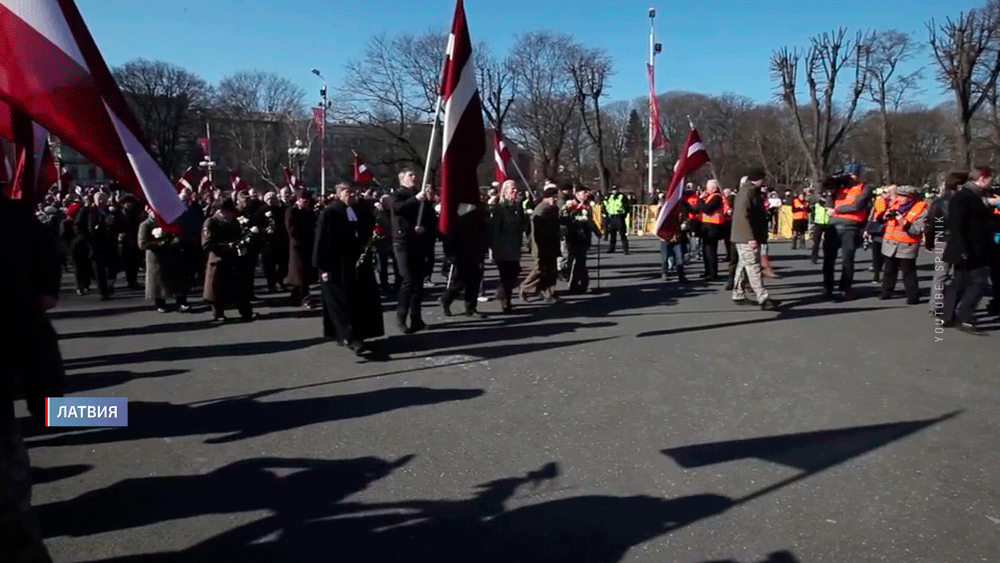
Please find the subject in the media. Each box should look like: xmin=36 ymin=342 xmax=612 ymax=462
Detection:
xmin=928 ymin=1 xmax=1000 ymax=168
xmin=112 ymin=58 xmax=210 ymax=177
xmin=476 ymin=45 xmax=519 ymax=133
xmin=568 ymin=46 xmax=614 ymax=192
xmin=214 ymin=71 xmax=306 ymax=188
xmin=867 ymin=30 xmax=923 ymax=182
xmin=506 ymin=31 xmax=579 ymax=181
xmin=770 ymin=28 xmax=874 ymax=187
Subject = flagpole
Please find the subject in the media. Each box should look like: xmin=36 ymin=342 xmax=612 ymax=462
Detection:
xmin=509 ymin=157 xmax=535 ymax=198
xmin=648 ymin=8 xmax=656 ymax=200
xmin=205 ymin=120 xmax=213 ymax=184
xmin=416 ymin=96 xmax=443 ymax=228
xmin=351 ymin=149 xmax=381 ymax=187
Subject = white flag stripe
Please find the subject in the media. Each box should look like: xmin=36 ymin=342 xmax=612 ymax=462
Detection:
xmin=441 ymin=60 xmax=478 ymax=154
xmin=179 ymin=178 xmax=192 ymax=190
xmin=104 ymin=102 xmax=185 ymax=222
xmin=688 ymin=142 xmax=705 ymax=157
xmin=5 ymin=0 xmax=89 ymax=70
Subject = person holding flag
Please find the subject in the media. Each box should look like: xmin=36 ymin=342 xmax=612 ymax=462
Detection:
xmin=730 ymin=168 xmax=780 ymax=311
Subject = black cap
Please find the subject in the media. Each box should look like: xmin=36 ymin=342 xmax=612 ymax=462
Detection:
xmin=542 ymin=186 xmax=559 ymax=198
xmin=747 ymin=168 xmax=766 ymax=182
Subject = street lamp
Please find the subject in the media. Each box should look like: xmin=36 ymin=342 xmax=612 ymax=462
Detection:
xmin=311 ymin=68 xmax=332 ymax=198
xmin=648 ymin=7 xmax=662 ymax=201
xmin=288 ymin=139 xmax=309 ymax=180
xmin=198 ymin=155 xmax=215 ymax=184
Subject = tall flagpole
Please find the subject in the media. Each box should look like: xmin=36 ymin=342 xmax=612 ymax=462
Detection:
xmin=648 ymin=8 xmax=655 ymax=201
xmin=205 ymin=120 xmax=213 ymax=183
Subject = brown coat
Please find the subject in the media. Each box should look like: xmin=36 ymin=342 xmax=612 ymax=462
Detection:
xmin=285 ymin=205 xmax=317 ymax=287
xmin=201 ymin=213 xmax=244 ymax=304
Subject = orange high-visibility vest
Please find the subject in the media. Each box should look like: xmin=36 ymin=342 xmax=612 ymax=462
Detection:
xmin=883 ymin=198 xmax=928 ymax=244
xmin=832 ymin=183 xmax=868 ymax=222
xmin=700 ymin=193 xmax=728 ymax=224
xmin=872 ymin=194 xmax=888 ymax=219
xmin=791 ymin=197 xmax=809 ymax=220
xmin=685 ymin=194 xmax=700 ymax=221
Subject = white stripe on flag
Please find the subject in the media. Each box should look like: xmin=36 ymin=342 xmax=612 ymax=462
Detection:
xmin=5 ymin=0 xmax=89 ymax=69
xmin=687 ymin=142 xmax=705 ymax=156
xmin=104 ymin=102 xmax=185 ymax=222
xmin=442 ymin=61 xmax=478 ymax=154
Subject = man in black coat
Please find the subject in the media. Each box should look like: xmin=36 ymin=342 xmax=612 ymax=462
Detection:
xmin=390 ymin=168 xmax=431 ymax=334
xmin=258 ymin=191 xmax=288 ymax=294
xmin=439 ymin=201 xmax=490 ymax=318
xmin=75 ymin=191 xmax=122 ymax=300
xmin=314 ymin=182 xmax=385 ymax=354
xmin=941 ymin=166 xmax=1000 ymax=334
xmin=925 ymin=172 xmax=965 ymax=317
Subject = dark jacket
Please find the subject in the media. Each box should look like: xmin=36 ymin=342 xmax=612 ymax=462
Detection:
xmin=390 ymin=187 xmax=425 ymax=246
xmin=285 ymin=205 xmax=317 ymax=287
xmin=442 ymin=206 xmax=490 ymax=262
xmin=943 ymin=184 xmax=995 ymax=269
xmin=924 ymin=192 xmax=952 ymax=251
xmin=531 ymin=201 xmax=561 ymax=260
xmin=729 ymin=182 xmax=768 ymax=244
xmin=697 ymin=192 xmax=725 ymax=239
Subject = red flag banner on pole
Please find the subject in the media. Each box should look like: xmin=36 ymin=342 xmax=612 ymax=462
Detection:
xmin=312 ymin=107 xmax=324 ymax=137
xmin=353 ymin=155 xmax=375 ymax=185
xmin=283 ymin=166 xmax=303 ymax=189
xmin=647 ymin=64 xmax=667 ymax=150
xmin=175 ymin=166 xmax=195 ymax=193
xmin=196 ymin=137 xmax=210 ymax=156
xmin=0 ymin=101 xmax=58 ymax=203
xmin=493 ymin=129 xmax=510 ymax=183
xmin=0 ymin=0 xmax=186 ymax=222
xmin=197 ymin=175 xmax=212 ymax=193
xmin=230 ymin=170 xmax=248 ymax=192
xmin=437 ymin=0 xmax=486 ymax=236
xmin=654 ymin=128 xmax=709 ymax=241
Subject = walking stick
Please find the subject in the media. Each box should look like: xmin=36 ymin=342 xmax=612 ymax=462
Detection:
xmin=446 ymin=262 xmax=455 ymax=291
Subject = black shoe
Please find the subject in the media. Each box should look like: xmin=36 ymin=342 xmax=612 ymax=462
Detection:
xmin=346 ymin=340 xmax=366 ymax=355
xmin=464 ymin=309 xmax=486 ymax=319
xmin=396 ymin=317 xmax=408 ymax=333
xmin=76 ymin=288 xmax=86 ymax=296
xmin=239 ymin=312 xmax=258 ymax=322
xmin=439 ymin=298 xmax=453 ymax=317
xmin=156 ymin=307 xmax=168 ymax=313
xmin=407 ymin=319 xmax=427 ymax=334
xmin=810 ymin=256 xmax=818 ymax=265
xmin=678 ymin=277 xmax=689 ymax=284
xmin=211 ymin=316 xmax=227 ymax=324
xmin=957 ymin=322 xmax=988 ymax=336
xmin=100 ymin=294 xmax=112 ymax=301
xmin=906 ymin=298 xmax=920 ymax=305
xmin=178 ymin=304 xmax=192 ymax=313
xmin=822 ymin=289 xmax=835 ymax=300
xmin=878 ymin=293 xmax=891 ymax=300
xmin=986 ymin=301 xmax=1000 ymax=316
xmin=732 ymin=298 xmax=757 ymax=306
xmin=760 ymin=298 xmax=780 ymax=311
xmin=724 ymin=281 xmax=734 ymax=291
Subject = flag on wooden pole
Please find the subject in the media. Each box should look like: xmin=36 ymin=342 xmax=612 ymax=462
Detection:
xmin=654 ymin=128 xmax=709 ymax=241
xmin=437 ymin=0 xmax=485 ymax=236
xmin=353 ymin=154 xmax=375 ymax=185
xmin=493 ymin=129 xmax=511 ymax=183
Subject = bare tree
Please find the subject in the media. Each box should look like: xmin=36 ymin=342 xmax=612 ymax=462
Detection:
xmin=477 ymin=44 xmax=519 ymax=132
xmin=770 ymin=28 xmax=874 ymax=186
xmin=506 ymin=31 xmax=579 ymax=180
xmin=112 ymin=58 xmax=210 ymax=177
xmin=928 ymin=1 xmax=1000 ymax=168
xmin=568 ymin=46 xmax=614 ymax=192
xmin=215 ymin=71 xmax=306 ymax=188
xmin=867 ymin=30 xmax=923 ymax=182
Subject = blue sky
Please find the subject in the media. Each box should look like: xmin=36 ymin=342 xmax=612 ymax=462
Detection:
xmin=78 ymin=0 xmax=979 ymax=107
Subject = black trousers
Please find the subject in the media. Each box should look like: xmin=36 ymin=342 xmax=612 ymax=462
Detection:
xmin=495 ymin=260 xmax=522 ymax=307
xmin=607 ymin=215 xmax=628 ymax=253
xmin=871 ymin=240 xmax=884 ymax=282
xmin=701 ymin=236 xmax=720 ymax=278
xmin=122 ymin=247 xmax=142 ymax=288
xmin=394 ymin=243 xmax=426 ymax=322
xmin=211 ymin=299 xmax=251 ymax=319
xmin=442 ymin=257 xmax=484 ymax=310
xmin=567 ymin=246 xmax=589 ymax=292
xmin=881 ymin=256 xmax=918 ymax=302
xmin=375 ymin=248 xmax=396 ymax=289
xmin=154 ymin=295 xmax=188 ymax=309
xmin=261 ymin=244 xmax=287 ymax=291
xmin=72 ymin=248 xmax=92 ymax=291
xmin=93 ymin=256 xmax=117 ymax=297
xmin=822 ymin=224 xmax=862 ymax=293
xmin=943 ymin=266 xmax=989 ymax=324
xmin=811 ymin=224 xmax=825 ymax=258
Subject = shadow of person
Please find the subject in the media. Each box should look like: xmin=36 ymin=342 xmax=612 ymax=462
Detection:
xmin=37 ymin=455 xmax=414 ymax=539
xmin=28 ymin=387 xmax=484 ymax=447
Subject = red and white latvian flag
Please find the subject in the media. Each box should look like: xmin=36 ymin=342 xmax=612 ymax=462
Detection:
xmin=646 ymin=64 xmax=667 ymax=152
xmin=197 ymin=175 xmax=213 ymax=193
xmin=230 ymin=170 xmax=248 ymax=192
xmin=312 ymin=107 xmax=324 ymax=137
xmin=437 ymin=0 xmax=486 ymax=236
xmin=493 ymin=129 xmax=511 ymax=183
xmin=353 ymin=154 xmax=375 ymax=185
xmin=0 ymin=0 xmax=185 ymax=222
xmin=654 ymin=128 xmax=710 ymax=241
xmin=283 ymin=166 xmax=303 ymax=189
xmin=175 ymin=166 xmax=195 ymax=193
xmin=0 ymin=101 xmax=58 ymax=204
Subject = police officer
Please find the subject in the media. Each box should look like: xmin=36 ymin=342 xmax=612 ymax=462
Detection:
xmin=604 ymin=187 xmax=629 ymax=254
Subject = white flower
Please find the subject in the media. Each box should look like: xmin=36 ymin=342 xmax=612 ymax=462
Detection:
xmin=238 ymin=216 xmax=249 ymax=224
xmin=265 ymin=211 xmax=273 ymax=218
xmin=250 ymin=226 xmax=260 ymax=234
xmin=151 ymin=227 xmax=163 ymax=239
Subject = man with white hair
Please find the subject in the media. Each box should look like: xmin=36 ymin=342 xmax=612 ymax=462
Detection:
xmin=697 ymin=179 xmax=727 ymax=280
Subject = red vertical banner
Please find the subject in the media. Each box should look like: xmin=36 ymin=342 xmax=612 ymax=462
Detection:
xmin=312 ymin=107 xmax=324 ymax=137
xmin=196 ymin=137 xmax=210 ymax=156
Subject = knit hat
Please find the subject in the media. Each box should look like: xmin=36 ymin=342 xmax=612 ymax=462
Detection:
xmin=747 ymin=168 xmax=766 ymax=182
xmin=842 ymin=163 xmax=862 ymax=176
xmin=895 ymin=185 xmax=919 ymax=196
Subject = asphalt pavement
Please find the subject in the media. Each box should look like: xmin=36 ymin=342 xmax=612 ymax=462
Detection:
xmin=22 ymin=237 xmax=1000 ymax=563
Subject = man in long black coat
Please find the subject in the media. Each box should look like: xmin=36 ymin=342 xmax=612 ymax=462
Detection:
xmin=258 ymin=191 xmax=288 ymax=294
xmin=313 ymin=182 xmax=385 ymax=354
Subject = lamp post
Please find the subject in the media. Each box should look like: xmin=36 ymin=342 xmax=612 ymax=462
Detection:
xmin=288 ymin=139 xmax=309 ymax=180
xmin=311 ymin=68 xmax=332 ymax=198
xmin=198 ymin=155 xmax=215 ymax=186
xmin=648 ymin=7 xmax=662 ymax=201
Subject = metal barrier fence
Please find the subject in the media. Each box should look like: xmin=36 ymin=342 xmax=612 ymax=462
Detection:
xmin=593 ymin=204 xmax=794 ymax=240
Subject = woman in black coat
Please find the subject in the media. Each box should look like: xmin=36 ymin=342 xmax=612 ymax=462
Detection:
xmin=285 ymin=190 xmax=317 ymax=308
xmin=313 ymin=183 xmax=385 ymax=354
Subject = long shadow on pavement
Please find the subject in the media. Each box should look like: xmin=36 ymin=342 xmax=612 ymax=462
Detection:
xmin=636 ymin=306 xmax=898 ymax=339
xmin=62 ymin=337 xmax=328 ymax=371
xmin=47 ymin=414 xmax=952 ymax=563
xmin=27 ymin=387 xmax=484 ymax=447
xmin=66 ymin=369 xmax=189 ymax=393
